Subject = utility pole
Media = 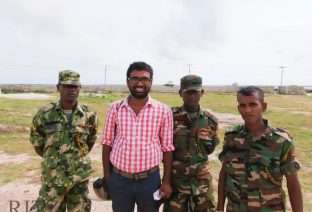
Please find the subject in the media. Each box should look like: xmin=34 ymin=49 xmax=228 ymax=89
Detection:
xmin=278 ymin=65 xmax=287 ymax=94
xmin=280 ymin=65 xmax=286 ymax=86
xmin=104 ymin=64 xmax=107 ymax=90
xmin=187 ymin=64 xmax=191 ymax=74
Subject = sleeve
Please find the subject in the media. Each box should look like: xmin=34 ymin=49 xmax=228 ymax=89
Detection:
xmin=159 ymin=108 xmax=175 ymax=152
xmin=218 ymin=133 xmax=231 ymax=162
xmin=202 ymin=120 xmax=220 ymax=154
xmin=101 ymin=103 xmax=117 ymax=146
xmin=86 ymin=111 xmax=98 ymax=151
xmin=29 ymin=112 xmax=45 ymax=157
xmin=280 ymin=141 xmax=300 ymax=176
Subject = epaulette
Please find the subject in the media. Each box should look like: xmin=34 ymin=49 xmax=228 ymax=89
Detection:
xmin=202 ymin=109 xmax=218 ymax=125
xmin=40 ymin=102 xmax=56 ymax=112
xmin=225 ymin=124 xmax=243 ymax=135
xmin=272 ymin=127 xmax=293 ymax=142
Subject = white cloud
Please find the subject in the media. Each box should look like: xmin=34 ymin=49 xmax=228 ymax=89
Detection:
xmin=0 ymin=0 xmax=311 ymax=85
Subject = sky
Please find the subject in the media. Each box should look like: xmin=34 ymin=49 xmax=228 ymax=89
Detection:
xmin=1 ymin=0 xmax=311 ymax=85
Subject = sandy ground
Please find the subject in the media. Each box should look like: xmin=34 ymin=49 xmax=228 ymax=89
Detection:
xmin=0 ymin=109 xmax=241 ymax=212
xmin=0 ymin=151 xmax=33 ymax=165
xmin=0 ymin=124 xmax=29 ymax=133
xmin=210 ymin=111 xmax=243 ymax=128
xmin=0 ymin=179 xmax=114 ymax=212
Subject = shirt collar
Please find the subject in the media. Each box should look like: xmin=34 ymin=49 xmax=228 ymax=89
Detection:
xmin=181 ymin=105 xmax=203 ymax=116
xmin=55 ymin=101 xmax=84 ymax=116
xmin=241 ymin=119 xmax=273 ymax=138
xmin=121 ymin=95 xmax=153 ymax=108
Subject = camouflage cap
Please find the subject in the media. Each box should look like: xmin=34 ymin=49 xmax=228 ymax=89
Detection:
xmin=180 ymin=74 xmax=202 ymax=92
xmin=58 ymin=70 xmax=81 ymax=86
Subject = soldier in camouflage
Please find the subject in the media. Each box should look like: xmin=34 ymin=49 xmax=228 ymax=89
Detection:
xmin=29 ymin=70 xmax=98 ymax=212
xmin=217 ymin=86 xmax=303 ymax=212
xmin=164 ymin=75 xmax=219 ymax=212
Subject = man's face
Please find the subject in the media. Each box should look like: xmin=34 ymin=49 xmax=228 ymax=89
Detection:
xmin=57 ymin=84 xmax=80 ymax=104
xmin=127 ymin=70 xmax=152 ymax=99
xmin=237 ymin=93 xmax=267 ymax=125
xmin=180 ymin=89 xmax=203 ymax=109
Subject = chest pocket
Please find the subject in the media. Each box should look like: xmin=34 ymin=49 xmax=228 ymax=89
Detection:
xmin=248 ymin=140 xmax=283 ymax=185
xmin=42 ymin=122 xmax=62 ymax=134
xmin=42 ymin=122 xmax=62 ymax=150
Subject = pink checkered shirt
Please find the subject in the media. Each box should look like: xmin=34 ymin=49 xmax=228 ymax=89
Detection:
xmin=101 ymin=96 xmax=174 ymax=173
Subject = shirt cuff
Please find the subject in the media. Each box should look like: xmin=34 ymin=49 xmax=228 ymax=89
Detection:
xmin=281 ymin=160 xmax=301 ymax=176
xmin=101 ymin=139 xmax=112 ymax=146
xmin=161 ymin=145 xmax=175 ymax=152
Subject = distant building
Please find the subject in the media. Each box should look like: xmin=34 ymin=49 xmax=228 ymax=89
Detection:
xmin=163 ymin=81 xmax=174 ymax=87
xmin=278 ymin=86 xmax=306 ymax=95
xmin=304 ymin=86 xmax=312 ymax=93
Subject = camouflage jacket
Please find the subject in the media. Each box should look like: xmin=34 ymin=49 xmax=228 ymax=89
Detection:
xmin=30 ymin=102 xmax=98 ymax=186
xmin=219 ymin=120 xmax=300 ymax=212
xmin=171 ymin=106 xmax=219 ymax=195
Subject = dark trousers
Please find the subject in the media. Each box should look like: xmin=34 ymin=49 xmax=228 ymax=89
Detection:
xmin=107 ymin=169 xmax=161 ymax=212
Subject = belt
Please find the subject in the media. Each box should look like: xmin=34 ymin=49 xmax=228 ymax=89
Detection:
xmin=113 ymin=166 xmax=159 ymax=180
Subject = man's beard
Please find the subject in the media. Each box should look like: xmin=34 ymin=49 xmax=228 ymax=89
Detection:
xmin=129 ymin=86 xmax=150 ymax=99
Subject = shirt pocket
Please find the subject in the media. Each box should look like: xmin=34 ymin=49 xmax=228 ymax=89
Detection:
xmin=42 ymin=122 xmax=62 ymax=150
xmin=42 ymin=122 xmax=62 ymax=135
xmin=260 ymin=157 xmax=283 ymax=186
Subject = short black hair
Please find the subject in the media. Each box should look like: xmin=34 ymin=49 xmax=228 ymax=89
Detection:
xmin=126 ymin=61 xmax=153 ymax=80
xmin=237 ymin=86 xmax=264 ymax=101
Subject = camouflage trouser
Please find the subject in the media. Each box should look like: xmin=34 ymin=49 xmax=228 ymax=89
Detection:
xmin=163 ymin=192 xmax=215 ymax=212
xmin=226 ymin=200 xmax=286 ymax=212
xmin=31 ymin=180 xmax=91 ymax=212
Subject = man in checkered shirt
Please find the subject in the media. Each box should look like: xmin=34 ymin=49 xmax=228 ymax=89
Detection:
xmin=101 ymin=61 xmax=175 ymax=212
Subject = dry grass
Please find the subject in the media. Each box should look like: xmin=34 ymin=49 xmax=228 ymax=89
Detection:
xmin=0 ymin=92 xmax=311 ymax=210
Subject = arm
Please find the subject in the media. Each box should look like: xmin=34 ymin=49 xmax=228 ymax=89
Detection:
xmin=199 ymin=115 xmax=220 ymax=154
xmin=209 ymin=123 xmax=220 ymax=153
xmin=101 ymin=103 xmax=117 ymax=179
xmin=197 ymin=120 xmax=220 ymax=179
xmin=286 ymin=173 xmax=303 ymax=212
xmin=87 ymin=111 xmax=98 ymax=151
xmin=30 ymin=113 xmax=45 ymax=157
xmin=201 ymin=126 xmax=220 ymax=155
xmin=159 ymin=151 xmax=173 ymax=199
xmin=217 ymin=163 xmax=226 ymax=211
xmin=102 ymin=144 xmax=112 ymax=180
xmin=159 ymin=108 xmax=175 ymax=199
xmin=282 ymin=146 xmax=303 ymax=212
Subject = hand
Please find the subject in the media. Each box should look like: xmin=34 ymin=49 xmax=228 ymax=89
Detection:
xmin=159 ymin=182 xmax=172 ymax=199
xmin=198 ymin=128 xmax=211 ymax=140
xmin=197 ymin=164 xmax=211 ymax=180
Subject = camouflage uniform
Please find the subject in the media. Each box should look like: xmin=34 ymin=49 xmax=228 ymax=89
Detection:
xmin=30 ymin=71 xmax=98 ymax=212
xmin=219 ymin=120 xmax=300 ymax=212
xmin=164 ymin=75 xmax=219 ymax=212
